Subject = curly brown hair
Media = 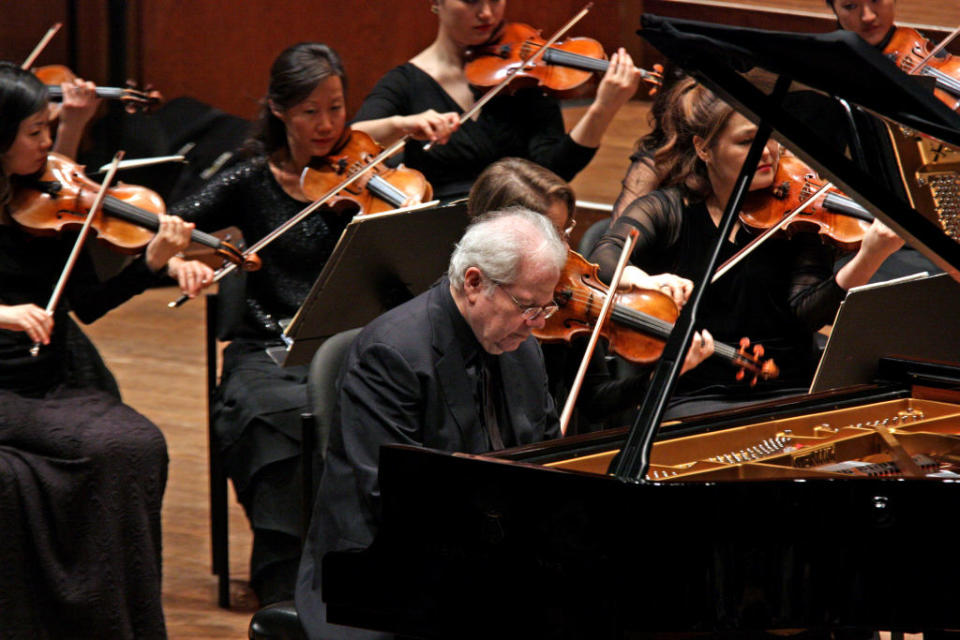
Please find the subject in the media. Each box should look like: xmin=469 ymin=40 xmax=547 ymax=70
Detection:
xmin=642 ymin=77 xmax=735 ymax=197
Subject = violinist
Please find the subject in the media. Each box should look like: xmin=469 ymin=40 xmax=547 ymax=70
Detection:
xmin=590 ymin=79 xmax=904 ymax=417
xmin=467 ymin=157 xmax=714 ymax=433
xmin=350 ymin=0 xmax=642 ymax=199
xmin=164 ymin=42 xmax=363 ymax=605
xmin=0 ymin=62 xmax=202 ymax=638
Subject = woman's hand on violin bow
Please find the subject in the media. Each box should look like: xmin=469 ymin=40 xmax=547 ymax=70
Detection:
xmin=835 ymin=219 xmax=905 ymax=291
xmin=619 ymin=266 xmax=693 ymax=309
xmin=166 ymin=256 xmax=216 ymax=300
xmin=395 ymin=109 xmax=460 ymax=145
xmin=570 ymin=48 xmax=643 ymax=148
xmin=681 ymin=329 xmax=714 ymax=374
xmin=0 ymin=304 xmax=53 ymax=345
xmin=52 ymin=77 xmax=102 ymax=160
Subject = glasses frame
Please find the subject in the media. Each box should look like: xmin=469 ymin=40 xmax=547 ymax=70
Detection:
xmin=490 ymin=279 xmax=559 ymax=321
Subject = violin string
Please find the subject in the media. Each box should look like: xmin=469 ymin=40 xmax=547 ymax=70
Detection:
xmin=103 ymin=195 xmax=223 ymax=248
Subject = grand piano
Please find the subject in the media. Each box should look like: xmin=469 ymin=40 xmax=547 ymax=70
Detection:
xmin=322 ymin=17 xmax=960 ymax=638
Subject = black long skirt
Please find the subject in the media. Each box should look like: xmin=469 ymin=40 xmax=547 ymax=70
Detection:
xmin=0 ymin=385 xmax=168 ymax=639
xmin=214 ymin=338 xmax=310 ymax=603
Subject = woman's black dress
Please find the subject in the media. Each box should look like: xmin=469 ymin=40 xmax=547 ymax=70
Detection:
xmin=0 ymin=223 xmax=169 ymax=639
xmin=170 ymin=156 xmax=353 ymax=603
xmin=353 ymin=63 xmax=596 ymax=199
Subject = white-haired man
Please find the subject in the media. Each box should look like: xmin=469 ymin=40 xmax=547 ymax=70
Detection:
xmin=296 ymin=207 xmax=567 ymax=639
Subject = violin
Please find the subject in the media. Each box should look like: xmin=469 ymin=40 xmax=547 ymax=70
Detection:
xmin=9 ymin=153 xmax=258 ymax=270
xmin=535 ymin=250 xmax=779 ymax=384
xmin=465 ymin=22 xmax=662 ymax=97
xmin=739 ymin=155 xmax=875 ymax=252
xmin=300 ymin=129 xmax=432 ymax=214
xmin=34 ymin=64 xmax=162 ymax=113
xmin=883 ymin=27 xmax=960 ymax=112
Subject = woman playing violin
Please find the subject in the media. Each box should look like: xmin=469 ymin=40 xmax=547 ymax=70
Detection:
xmin=469 ymin=157 xmax=714 ymax=433
xmin=0 ymin=61 xmax=203 ymax=638
xmin=350 ymin=0 xmax=642 ymax=199
xmin=164 ymin=42 xmax=369 ymax=605
xmin=590 ymin=79 xmax=904 ymax=417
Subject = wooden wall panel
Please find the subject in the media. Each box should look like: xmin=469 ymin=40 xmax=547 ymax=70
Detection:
xmin=0 ymin=2 xmax=70 ymax=70
xmin=136 ymin=1 xmax=636 ymax=120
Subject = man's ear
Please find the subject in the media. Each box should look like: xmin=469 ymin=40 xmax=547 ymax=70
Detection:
xmin=462 ymin=267 xmax=485 ymax=301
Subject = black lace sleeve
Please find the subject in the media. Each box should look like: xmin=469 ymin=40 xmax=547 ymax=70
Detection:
xmin=786 ymin=233 xmax=846 ymax=331
xmin=588 ymin=187 xmax=685 ymax=284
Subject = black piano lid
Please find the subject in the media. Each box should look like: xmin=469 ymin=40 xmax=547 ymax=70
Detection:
xmin=638 ymin=14 xmax=960 ymax=280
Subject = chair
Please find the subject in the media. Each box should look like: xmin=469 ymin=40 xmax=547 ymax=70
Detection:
xmin=205 ymin=271 xmax=247 ymax=609
xmin=248 ymin=326 xmax=362 ymax=639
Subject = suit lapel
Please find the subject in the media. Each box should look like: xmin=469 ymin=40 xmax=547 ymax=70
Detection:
xmin=429 ymin=286 xmax=485 ymax=451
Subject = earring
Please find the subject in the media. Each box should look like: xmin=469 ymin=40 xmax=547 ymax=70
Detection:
xmin=430 ymin=3 xmax=439 ymax=13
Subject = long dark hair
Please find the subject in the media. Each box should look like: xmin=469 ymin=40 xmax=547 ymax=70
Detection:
xmin=246 ymin=43 xmax=346 ymax=157
xmin=0 ymin=62 xmax=48 ymax=208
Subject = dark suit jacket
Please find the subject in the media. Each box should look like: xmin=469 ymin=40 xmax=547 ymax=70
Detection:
xmin=296 ymin=278 xmax=559 ymax=639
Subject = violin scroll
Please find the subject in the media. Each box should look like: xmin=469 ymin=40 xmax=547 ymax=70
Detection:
xmin=734 ymin=337 xmax=779 ymax=386
xmin=35 ymin=64 xmax=163 ymax=114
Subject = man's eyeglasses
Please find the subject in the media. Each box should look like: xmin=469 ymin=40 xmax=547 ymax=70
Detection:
xmin=491 ymin=280 xmax=559 ymax=321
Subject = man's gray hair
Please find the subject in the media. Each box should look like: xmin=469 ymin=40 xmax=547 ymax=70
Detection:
xmin=447 ymin=206 xmax=566 ymax=290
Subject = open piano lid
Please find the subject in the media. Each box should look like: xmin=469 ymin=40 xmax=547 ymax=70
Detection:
xmin=638 ymin=14 xmax=960 ymax=280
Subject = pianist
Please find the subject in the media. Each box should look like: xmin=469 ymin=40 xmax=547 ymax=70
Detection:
xmin=296 ymin=207 xmax=566 ymax=639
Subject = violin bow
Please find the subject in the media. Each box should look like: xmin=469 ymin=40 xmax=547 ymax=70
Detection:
xmin=423 ymin=2 xmax=594 ymax=151
xmin=559 ymin=227 xmax=638 ymax=436
xmin=710 ymin=180 xmax=834 ymax=284
xmin=168 ymin=137 xmax=408 ymax=308
xmin=21 ymin=23 xmax=62 ymax=70
xmin=911 ymin=23 xmax=960 ymax=74
xmin=30 ymin=151 xmax=124 ymax=356
xmin=90 ymin=154 xmax=187 ymax=175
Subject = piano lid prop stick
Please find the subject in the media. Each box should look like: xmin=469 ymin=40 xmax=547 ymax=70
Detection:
xmin=30 ymin=150 xmax=124 ymax=356
xmin=558 ymin=227 xmax=638 ymax=436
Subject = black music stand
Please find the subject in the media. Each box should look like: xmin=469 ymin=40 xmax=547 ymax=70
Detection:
xmin=274 ymin=200 xmax=470 ymax=367
xmin=612 ymin=16 xmax=960 ymax=482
